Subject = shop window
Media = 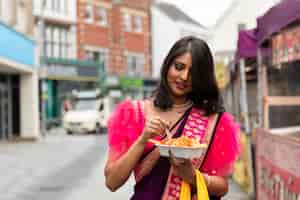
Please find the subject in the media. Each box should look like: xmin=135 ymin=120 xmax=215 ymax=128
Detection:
xmin=123 ymin=13 xmax=131 ymax=32
xmin=96 ymin=7 xmax=107 ymax=26
xmin=84 ymin=4 xmax=93 ymax=23
xmin=133 ymin=16 xmax=143 ymax=33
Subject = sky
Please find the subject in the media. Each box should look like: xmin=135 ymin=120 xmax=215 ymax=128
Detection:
xmin=160 ymin=0 xmax=234 ymax=27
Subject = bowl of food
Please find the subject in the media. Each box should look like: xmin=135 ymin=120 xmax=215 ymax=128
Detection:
xmin=150 ymin=136 xmax=207 ymax=159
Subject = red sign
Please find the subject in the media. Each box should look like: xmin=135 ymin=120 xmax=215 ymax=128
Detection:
xmin=255 ymin=129 xmax=300 ymax=200
xmin=272 ymin=25 xmax=300 ymax=65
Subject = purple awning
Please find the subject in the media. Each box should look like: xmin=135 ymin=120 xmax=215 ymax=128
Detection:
xmin=257 ymin=0 xmax=300 ymax=46
xmin=236 ymin=29 xmax=258 ymax=59
xmin=235 ymin=28 xmax=271 ymax=61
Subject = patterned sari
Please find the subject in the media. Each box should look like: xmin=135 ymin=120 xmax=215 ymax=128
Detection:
xmin=107 ymin=100 xmax=240 ymax=200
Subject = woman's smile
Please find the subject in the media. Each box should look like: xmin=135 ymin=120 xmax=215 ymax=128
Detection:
xmin=167 ymin=52 xmax=193 ymax=101
xmin=174 ymin=81 xmax=189 ymax=90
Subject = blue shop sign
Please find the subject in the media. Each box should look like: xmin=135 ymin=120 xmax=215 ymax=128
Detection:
xmin=0 ymin=22 xmax=35 ymax=67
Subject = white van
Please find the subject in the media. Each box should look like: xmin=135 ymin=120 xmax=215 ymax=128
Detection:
xmin=62 ymin=90 xmax=109 ymax=134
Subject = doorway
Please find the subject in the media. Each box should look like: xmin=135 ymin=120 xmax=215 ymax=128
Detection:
xmin=0 ymin=75 xmax=10 ymax=140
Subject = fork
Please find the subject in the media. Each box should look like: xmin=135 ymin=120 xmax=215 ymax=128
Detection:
xmin=165 ymin=128 xmax=172 ymax=140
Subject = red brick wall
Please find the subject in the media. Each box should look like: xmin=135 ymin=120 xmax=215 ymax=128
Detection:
xmin=77 ymin=0 xmax=152 ymax=77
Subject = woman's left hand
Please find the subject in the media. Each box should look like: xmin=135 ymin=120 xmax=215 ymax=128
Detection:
xmin=169 ymin=151 xmax=195 ymax=185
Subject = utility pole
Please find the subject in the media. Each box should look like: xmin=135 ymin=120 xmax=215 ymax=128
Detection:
xmin=39 ymin=0 xmax=47 ymax=137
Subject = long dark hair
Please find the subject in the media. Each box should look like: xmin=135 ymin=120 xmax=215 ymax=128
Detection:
xmin=153 ymin=36 xmax=224 ymax=115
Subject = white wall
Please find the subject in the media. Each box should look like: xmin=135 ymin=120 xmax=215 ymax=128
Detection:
xmin=20 ymin=71 xmax=40 ymax=139
xmin=178 ymin=21 xmax=213 ymax=50
xmin=152 ymin=6 xmax=180 ymax=78
xmin=178 ymin=22 xmax=210 ymax=41
xmin=151 ymin=6 xmax=211 ymax=78
xmin=212 ymin=0 xmax=280 ymax=53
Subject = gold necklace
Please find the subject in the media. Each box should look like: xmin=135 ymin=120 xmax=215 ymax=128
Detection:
xmin=171 ymin=100 xmax=193 ymax=114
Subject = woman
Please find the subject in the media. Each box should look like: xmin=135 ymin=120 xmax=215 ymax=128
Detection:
xmin=104 ymin=36 xmax=240 ymax=199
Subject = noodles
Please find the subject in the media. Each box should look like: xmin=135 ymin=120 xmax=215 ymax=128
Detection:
xmin=159 ymin=136 xmax=207 ymax=148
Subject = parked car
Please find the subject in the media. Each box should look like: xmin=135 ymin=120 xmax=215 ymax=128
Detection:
xmin=62 ymin=90 xmax=109 ymax=134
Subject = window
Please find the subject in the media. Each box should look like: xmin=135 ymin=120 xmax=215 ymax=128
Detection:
xmin=16 ymin=0 xmax=27 ymax=32
xmin=96 ymin=7 xmax=107 ymax=26
xmin=84 ymin=4 xmax=93 ymax=23
xmin=126 ymin=53 xmax=145 ymax=76
xmin=133 ymin=16 xmax=143 ymax=33
xmin=45 ymin=0 xmax=51 ymax=11
xmin=50 ymin=0 xmax=63 ymax=12
xmin=123 ymin=13 xmax=131 ymax=32
xmin=61 ymin=29 xmax=68 ymax=58
xmin=53 ymin=27 xmax=59 ymax=58
xmin=44 ymin=25 xmax=71 ymax=59
xmin=85 ymin=48 xmax=108 ymax=71
xmin=61 ymin=0 xmax=66 ymax=14
xmin=45 ymin=27 xmax=53 ymax=58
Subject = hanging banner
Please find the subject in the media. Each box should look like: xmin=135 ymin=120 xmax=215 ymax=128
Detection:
xmin=272 ymin=25 xmax=300 ymax=65
xmin=255 ymin=129 xmax=300 ymax=200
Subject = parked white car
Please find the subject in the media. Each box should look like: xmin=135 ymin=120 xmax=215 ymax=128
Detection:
xmin=62 ymin=91 xmax=109 ymax=134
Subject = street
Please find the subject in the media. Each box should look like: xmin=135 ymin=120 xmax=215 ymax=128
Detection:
xmin=0 ymin=129 xmax=249 ymax=200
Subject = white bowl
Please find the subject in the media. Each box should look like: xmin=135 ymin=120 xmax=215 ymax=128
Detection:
xmin=156 ymin=144 xmax=207 ymax=159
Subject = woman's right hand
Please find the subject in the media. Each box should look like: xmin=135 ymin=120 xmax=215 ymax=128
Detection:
xmin=139 ymin=117 xmax=170 ymax=143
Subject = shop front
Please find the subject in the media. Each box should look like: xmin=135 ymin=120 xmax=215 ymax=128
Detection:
xmin=0 ymin=22 xmax=38 ymax=140
xmin=42 ymin=58 xmax=101 ymax=126
xmin=245 ymin=1 xmax=300 ymax=199
xmin=120 ymin=77 xmax=144 ymax=99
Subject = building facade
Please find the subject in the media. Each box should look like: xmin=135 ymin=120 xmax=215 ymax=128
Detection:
xmin=212 ymin=0 xmax=281 ymax=63
xmin=0 ymin=0 xmax=39 ymax=140
xmin=77 ymin=0 xmax=152 ymax=100
xmin=33 ymin=0 xmax=101 ymax=126
xmin=151 ymin=1 xmax=211 ymax=79
xmin=211 ymin=0 xmax=281 ymax=112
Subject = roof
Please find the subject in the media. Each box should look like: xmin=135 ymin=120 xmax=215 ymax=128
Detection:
xmin=154 ymin=2 xmax=205 ymax=28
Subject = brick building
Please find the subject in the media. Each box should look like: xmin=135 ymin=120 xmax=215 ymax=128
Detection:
xmin=77 ymin=0 xmax=152 ymax=99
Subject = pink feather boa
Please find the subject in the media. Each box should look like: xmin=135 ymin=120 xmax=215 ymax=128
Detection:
xmin=107 ymin=100 xmax=146 ymax=160
xmin=107 ymin=100 xmax=240 ymax=176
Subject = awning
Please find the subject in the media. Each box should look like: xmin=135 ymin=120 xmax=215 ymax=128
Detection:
xmin=236 ymin=29 xmax=258 ymax=59
xmin=235 ymin=28 xmax=271 ymax=62
xmin=256 ymin=0 xmax=300 ymax=46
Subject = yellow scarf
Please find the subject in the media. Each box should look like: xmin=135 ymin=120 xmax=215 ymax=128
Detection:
xmin=179 ymin=170 xmax=210 ymax=200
